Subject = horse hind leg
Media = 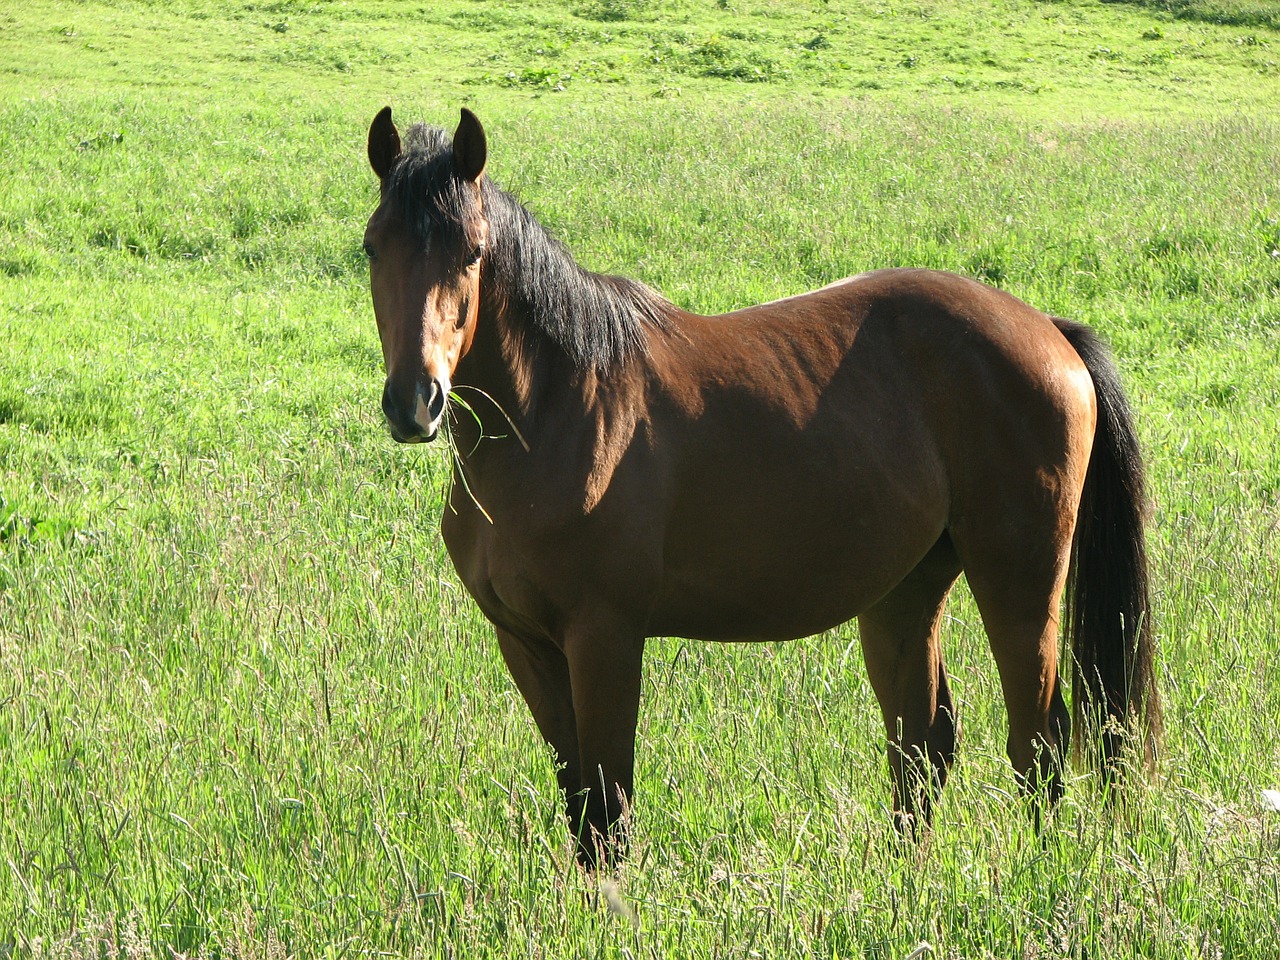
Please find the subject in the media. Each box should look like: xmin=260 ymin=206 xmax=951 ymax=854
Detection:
xmin=957 ymin=521 xmax=1074 ymax=812
xmin=857 ymin=533 xmax=963 ymax=835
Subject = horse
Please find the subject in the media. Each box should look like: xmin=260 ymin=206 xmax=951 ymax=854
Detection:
xmin=362 ymin=106 xmax=1161 ymax=867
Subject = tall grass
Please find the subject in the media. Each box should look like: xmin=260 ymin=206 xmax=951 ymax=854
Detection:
xmin=2 ymin=0 xmax=1279 ymax=956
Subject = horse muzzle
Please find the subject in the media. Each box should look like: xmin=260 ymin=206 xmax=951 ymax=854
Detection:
xmin=382 ymin=376 xmax=449 ymax=443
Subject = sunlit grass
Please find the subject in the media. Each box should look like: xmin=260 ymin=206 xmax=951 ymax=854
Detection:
xmin=2 ymin=0 xmax=1279 ymax=956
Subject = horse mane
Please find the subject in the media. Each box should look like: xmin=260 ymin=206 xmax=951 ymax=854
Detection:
xmin=388 ymin=123 xmax=674 ymax=371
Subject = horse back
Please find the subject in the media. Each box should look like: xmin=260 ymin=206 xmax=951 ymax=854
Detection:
xmin=633 ymin=268 xmax=1096 ymax=639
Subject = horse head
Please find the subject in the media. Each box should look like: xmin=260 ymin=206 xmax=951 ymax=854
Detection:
xmin=364 ymin=106 xmax=488 ymax=442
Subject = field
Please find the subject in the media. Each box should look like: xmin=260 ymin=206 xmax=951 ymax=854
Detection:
xmin=2 ymin=0 xmax=1280 ymax=956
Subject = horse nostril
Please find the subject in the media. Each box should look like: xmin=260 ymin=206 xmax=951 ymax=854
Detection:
xmin=427 ymin=377 xmax=448 ymax=422
xmin=382 ymin=381 xmax=397 ymax=421
xmin=384 ymin=378 xmax=448 ymax=440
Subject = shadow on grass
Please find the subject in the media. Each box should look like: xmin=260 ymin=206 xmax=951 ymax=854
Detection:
xmin=1101 ymin=0 xmax=1280 ymax=31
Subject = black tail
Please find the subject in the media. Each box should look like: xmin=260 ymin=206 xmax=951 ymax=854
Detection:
xmin=1054 ymin=318 xmax=1162 ymax=775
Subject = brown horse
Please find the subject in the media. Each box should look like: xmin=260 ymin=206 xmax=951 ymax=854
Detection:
xmin=363 ymin=107 xmax=1161 ymax=867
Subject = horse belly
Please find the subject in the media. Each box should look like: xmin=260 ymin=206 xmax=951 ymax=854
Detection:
xmin=649 ymin=452 xmax=947 ymax=642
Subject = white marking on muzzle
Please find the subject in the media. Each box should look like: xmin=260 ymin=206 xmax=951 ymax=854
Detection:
xmin=412 ymin=375 xmax=451 ymax=436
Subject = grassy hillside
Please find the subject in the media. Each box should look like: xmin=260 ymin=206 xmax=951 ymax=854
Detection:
xmin=2 ymin=1 xmax=1279 ymax=957
xmin=3 ymin=0 xmax=1280 ymax=114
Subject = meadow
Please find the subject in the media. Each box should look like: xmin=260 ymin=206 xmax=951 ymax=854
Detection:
xmin=1 ymin=0 xmax=1279 ymax=956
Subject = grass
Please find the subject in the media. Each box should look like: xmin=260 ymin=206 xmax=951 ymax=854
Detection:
xmin=2 ymin=0 xmax=1280 ymax=957
xmin=1111 ymin=0 xmax=1280 ymax=30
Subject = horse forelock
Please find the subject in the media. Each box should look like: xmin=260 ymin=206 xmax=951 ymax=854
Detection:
xmin=384 ymin=124 xmax=485 ymax=248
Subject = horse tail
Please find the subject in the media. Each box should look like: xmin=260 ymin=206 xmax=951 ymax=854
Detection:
xmin=1054 ymin=317 xmax=1162 ymax=777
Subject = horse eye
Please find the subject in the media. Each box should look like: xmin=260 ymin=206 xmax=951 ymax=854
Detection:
xmin=363 ymin=242 xmax=377 ymax=262
xmin=465 ymin=244 xmax=484 ymax=267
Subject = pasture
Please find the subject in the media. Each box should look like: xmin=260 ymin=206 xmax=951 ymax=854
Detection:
xmin=2 ymin=0 xmax=1279 ymax=956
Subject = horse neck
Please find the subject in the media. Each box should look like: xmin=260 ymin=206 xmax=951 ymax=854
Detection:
xmin=449 ymin=279 xmax=564 ymax=457
xmin=450 ymin=195 xmax=670 ymax=456
xmin=452 ymin=278 xmax=651 ymax=466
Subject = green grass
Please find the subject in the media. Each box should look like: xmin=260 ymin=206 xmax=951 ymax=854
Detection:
xmin=2 ymin=0 xmax=1280 ymax=957
xmin=1112 ymin=0 xmax=1280 ymax=30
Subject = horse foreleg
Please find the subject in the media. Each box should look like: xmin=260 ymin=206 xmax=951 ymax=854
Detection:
xmin=494 ymin=628 xmax=585 ymax=844
xmin=563 ymin=620 xmax=645 ymax=869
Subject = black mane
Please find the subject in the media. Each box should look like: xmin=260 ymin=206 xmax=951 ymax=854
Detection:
xmin=386 ymin=123 xmax=673 ymax=371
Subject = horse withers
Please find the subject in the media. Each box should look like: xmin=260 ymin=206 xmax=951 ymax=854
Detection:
xmin=363 ymin=107 xmax=1161 ymax=867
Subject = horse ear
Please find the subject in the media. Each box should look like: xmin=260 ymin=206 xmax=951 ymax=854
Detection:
xmin=453 ymin=108 xmax=487 ymax=183
xmin=368 ymin=106 xmax=401 ymax=180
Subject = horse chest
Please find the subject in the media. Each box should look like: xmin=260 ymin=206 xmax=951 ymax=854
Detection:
xmin=441 ymin=494 xmax=631 ymax=641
